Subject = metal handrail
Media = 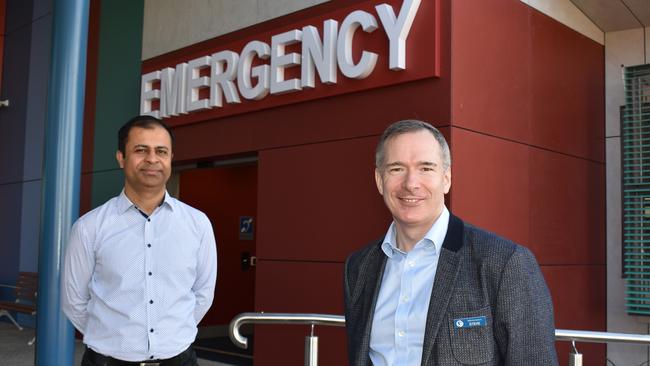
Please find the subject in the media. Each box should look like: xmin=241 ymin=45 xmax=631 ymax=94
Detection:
xmin=230 ymin=312 xmax=650 ymax=348
xmin=555 ymin=329 xmax=650 ymax=344
xmin=229 ymin=312 xmax=345 ymax=349
xmin=229 ymin=312 xmax=650 ymax=366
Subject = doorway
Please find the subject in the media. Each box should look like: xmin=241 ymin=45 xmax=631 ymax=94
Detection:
xmin=176 ymin=161 xmax=257 ymax=365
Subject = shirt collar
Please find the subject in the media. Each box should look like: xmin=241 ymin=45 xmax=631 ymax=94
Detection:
xmin=161 ymin=191 xmax=175 ymax=211
xmin=380 ymin=206 xmax=450 ymax=258
xmin=116 ymin=189 xmax=175 ymax=214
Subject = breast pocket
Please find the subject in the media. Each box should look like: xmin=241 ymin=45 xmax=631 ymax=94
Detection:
xmin=448 ymin=306 xmax=495 ymax=365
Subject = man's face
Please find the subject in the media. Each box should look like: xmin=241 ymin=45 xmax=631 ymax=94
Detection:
xmin=375 ymin=130 xmax=451 ymax=232
xmin=116 ymin=126 xmax=173 ymax=193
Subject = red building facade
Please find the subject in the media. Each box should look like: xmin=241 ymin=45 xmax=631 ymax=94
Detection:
xmin=83 ymin=0 xmax=605 ymax=364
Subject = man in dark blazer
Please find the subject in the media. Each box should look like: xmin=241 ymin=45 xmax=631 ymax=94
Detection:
xmin=344 ymin=120 xmax=557 ymax=366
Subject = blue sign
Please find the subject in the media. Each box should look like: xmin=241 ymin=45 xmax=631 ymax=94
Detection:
xmin=239 ymin=216 xmax=254 ymax=240
xmin=453 ymin=316 xmax=487 ymax=328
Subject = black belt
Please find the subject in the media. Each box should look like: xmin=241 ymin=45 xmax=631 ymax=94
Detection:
xmin=84 ymin=346 xmax=193 ymax=366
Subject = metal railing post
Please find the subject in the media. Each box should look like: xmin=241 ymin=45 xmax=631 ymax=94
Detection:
xmin=568 ymin=341 xmax=583 ymax=366
xmin=305 ymin=324 xmax=318 ymax=366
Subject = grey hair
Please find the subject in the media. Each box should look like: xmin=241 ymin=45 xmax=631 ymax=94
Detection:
xmin=375 ymin=120 xmax=451 ymax=170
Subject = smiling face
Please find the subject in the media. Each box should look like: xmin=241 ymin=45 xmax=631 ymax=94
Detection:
xmin=116 ymin=125 xmax=173 ymax=195
xmin=375 ymin=130 xmax=451 ymax=234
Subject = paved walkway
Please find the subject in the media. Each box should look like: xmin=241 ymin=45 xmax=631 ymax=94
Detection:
xmin=0 ymin=321 xmax=231 ymax=366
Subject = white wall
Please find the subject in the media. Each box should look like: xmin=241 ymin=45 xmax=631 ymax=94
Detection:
xmin=142 ymin=0 xmax=328 ymax=60
xmin=605 ymin=27 xmax=650 ymax=366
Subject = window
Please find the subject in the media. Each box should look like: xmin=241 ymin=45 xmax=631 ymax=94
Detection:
xmin=623 ymin=64 xmax=650 ymax=315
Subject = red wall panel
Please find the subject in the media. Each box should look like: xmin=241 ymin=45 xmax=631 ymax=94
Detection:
xmin=254 ymin=260 xmax=346 ymax=366
xmin=451 ymin=0 xmax=604 ymax=162
xmin=452 ymin=127 xmax=605 ymax=266
xmin=257 ymin=127 xmax=452 ymax=262
xmin=172 ymin=77 xmax=452 ymax=164
xmin=255 ymin=261 xmax=344 ymax=313
xmin=179 ymin=166 xmax=257 ymax=326
xmin=450 ymin=0 xmax=531 ymax=143
xmin=254 ymin=326 xmax=346 ymax=366
xmin=257 ymin=136 xmax=389 ymax=262
xmin=451 ymin=127 xmax=531 ymax=247
xmin=543 ymin=265 xmax=606 ymax=365
xmin=529 ymin=148 xmax=605 ymax=266
xmin=529 ymin=12 xmax=605 ymax=162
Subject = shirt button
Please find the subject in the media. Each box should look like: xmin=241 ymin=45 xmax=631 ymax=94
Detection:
xmin=147 ymin=218 xmax=151 ymax=222
xmin=147 ymin=243 xmax=151 ymax=248
xmin=408 ymin=260 xmax=415 ymax=267
xmin=149 ymin=300 xmax=153 ymax=304
xmin=150 ymin=328 xmax=154 ymax=333
xmin=402 ymin=296 xmax=409 ymax=303
xmin=398 ymin=330 xmax=406 ymax=337
xmin=148 ymin=272 xmax=152 ymax=276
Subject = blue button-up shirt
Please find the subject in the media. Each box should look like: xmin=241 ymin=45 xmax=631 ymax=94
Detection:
xmin=61 ymin=191 xmax=217 ymax=361
xmin=369 ymin=206 xmax=449 ymax=366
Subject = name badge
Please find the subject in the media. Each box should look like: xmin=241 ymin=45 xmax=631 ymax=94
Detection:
xmin=453 ymin=316 xmax=487 ymax=328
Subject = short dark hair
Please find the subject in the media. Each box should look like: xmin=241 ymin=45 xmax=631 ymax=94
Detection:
xmin=117 ymin=115 xmax=175 ymax=154
xmin=375 ymin=119 xmax=451 ymax=169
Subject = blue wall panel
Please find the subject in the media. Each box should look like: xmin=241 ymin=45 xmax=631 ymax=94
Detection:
xmin=0 ymin=183 xmax=22 ymax=285
xmin=5 ymin=1 xmax=33 ymax=33
xmin=20 ymin=180 xmax=41 ymax=272
xmin=32 ymin=0 xmax=52 ymax=21
xmin=0 ymin=1 xmax=52 ymax=325
xmin=0 ymin=25 xmax=30 ymax=184
xmin=23 ymin=14 xmax=52 ymax=181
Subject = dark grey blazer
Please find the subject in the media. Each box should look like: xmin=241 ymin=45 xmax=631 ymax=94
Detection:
xmin=344 ymin=214 xmax=558 ymax=366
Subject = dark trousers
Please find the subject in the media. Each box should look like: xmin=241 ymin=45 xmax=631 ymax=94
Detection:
xmin=81 ymin=346 xmax=198 ymax=366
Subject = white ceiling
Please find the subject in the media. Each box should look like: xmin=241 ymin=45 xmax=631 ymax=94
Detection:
xmin=570 ymin=0 xmax=650 ymax=32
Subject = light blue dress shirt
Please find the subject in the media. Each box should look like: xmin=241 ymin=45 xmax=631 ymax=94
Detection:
xmin=369 ymin=206 xmax=449 ymax=366
xmin=61 ymin=191 xmax=217 ymax=362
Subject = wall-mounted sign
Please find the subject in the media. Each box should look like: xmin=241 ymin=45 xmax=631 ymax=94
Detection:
xmin=239 ymin=216 xmax=254 ymax=241
xmin=140 ymin=0 xmax=439 ymax=126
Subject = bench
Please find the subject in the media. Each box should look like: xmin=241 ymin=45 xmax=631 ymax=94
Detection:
xmin=0 ymin=271 xmax=38 ymax=332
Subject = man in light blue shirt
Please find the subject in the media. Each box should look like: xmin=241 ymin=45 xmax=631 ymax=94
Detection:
xmin=369 ymin=208 xmax=448 ymax=366
xmin=62 ymin=116 xmax=217 ymax=366
xmin=344 ymin=120 xmax=556 ymax=365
